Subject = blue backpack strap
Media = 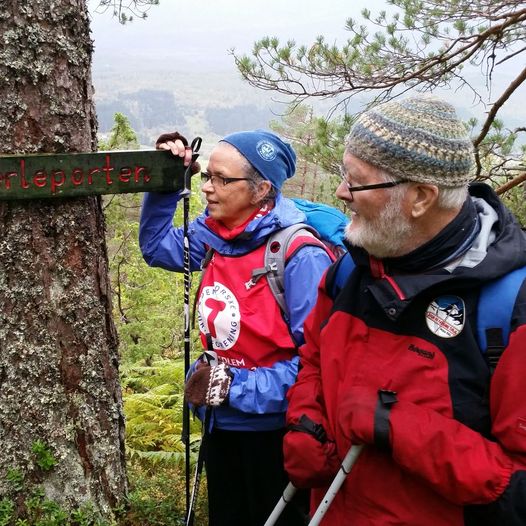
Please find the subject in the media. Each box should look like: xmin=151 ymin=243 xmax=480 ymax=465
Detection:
xmin=477 ymin=265 xmax=526 ymax=372
xmin=327 ymin=252 xmax=355 ymax=300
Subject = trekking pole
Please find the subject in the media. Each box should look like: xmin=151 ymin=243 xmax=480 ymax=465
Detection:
xmin=308 ymin=444 xmax=363 ymax=525
xmin=263 ymin=482 xmax=297 ymax=526
xmin=185 ymin=336 xmax=216 ymax=526
xmin=264 ymin=444 xmax=363 ymax=526
xmin=181 ymin=136 xmax=202 ymax=517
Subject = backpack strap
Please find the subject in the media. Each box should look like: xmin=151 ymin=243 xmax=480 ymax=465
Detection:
xmin=326 ymin=251 xmax=356 ymax=300
xmin=249 ymin=224 xmax=330 ymax=319
xmin=477 ymin=265 xmax=526 ymax=373
xmin=326 ymin=255 xmax=526 ymax=375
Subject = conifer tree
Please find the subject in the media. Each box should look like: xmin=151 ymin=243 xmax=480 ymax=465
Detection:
xmin=235 ymin=0 xmax=526 ymax=192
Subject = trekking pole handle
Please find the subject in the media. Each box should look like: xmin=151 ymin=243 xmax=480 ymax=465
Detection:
xmin=204 ymin=333 xmax=218 ymax=366
xmin=308 ymin=444 xmax=364 ymax=526
xmin=203 ymin=350 xmax=218 ymax=367
xmin=181 ymin=136 xmax=202 ymax=197
xmin=263 ymin=482 xmax=297 ymax=526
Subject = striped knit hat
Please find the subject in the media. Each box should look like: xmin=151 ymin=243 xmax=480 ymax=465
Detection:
xmin=345 ymin=96 xmax=475 ymax=187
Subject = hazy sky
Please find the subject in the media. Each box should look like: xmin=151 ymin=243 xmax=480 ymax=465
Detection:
xmin=88 ymin=0 xmax=384 ymax=69
xmin=88 ymin=0 xmax=525 ymax=128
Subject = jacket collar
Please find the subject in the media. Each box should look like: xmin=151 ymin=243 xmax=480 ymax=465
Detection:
xmin=347 ymin=183 xmax=526 ymax=320
xmin=193 ymin=193 xmax=306 ymax=254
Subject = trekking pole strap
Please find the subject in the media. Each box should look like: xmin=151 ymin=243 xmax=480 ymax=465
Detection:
xmin=288 ymin=414 xmax=328 ymax=444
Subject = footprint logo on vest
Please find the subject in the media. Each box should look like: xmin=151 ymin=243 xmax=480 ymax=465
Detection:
xmin=198 ymin=282 xmax=241 ymax=350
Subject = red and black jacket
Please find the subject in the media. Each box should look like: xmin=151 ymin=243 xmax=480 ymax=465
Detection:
xmin=286 ymin=184 xmax=526 ymax=525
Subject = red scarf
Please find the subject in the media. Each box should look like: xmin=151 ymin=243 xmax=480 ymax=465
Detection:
xmin=205 ymin=204 xmax=273 ymax=241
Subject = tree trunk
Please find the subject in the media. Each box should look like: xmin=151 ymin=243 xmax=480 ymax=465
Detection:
xmin=0 ymin=0 xmax=127 ymax=517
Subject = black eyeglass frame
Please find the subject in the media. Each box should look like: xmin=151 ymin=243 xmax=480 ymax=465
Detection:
xmin=201 ymin=171 xmax=251 ymax=187
xmin=339 ymin=169 xmax=408 ymax=200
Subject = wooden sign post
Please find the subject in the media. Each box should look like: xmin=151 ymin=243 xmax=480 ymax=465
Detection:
xmin=0 ymin=150 xmax=186 ymax=200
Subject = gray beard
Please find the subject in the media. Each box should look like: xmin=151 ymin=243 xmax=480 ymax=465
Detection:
xmin=345 ymin=191 xmax=412 ymax=258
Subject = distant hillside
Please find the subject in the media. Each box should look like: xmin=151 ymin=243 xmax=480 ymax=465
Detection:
xmin=96 ymin=89 xmax=187 ymax=137
xmin=92 ymin=60 xmax=289 ymax=153
xmin=92 ymin=57 xmax=526 ymax=152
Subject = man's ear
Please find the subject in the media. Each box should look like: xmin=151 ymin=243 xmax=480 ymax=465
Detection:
xmin=252 ymin=180 xmax=272 ymax=204
xmin=409 ymin=184 xmax=439 ymax=218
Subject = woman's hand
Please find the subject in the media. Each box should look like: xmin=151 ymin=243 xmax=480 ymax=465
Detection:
xmin=155 ymin=131 xmax=196 ymax=169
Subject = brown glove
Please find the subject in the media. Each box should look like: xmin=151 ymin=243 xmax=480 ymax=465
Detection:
xmin=155 ymin=131 xmax=201 ymax=174
xmin=185 ymin=363 xmax=233 ymax=407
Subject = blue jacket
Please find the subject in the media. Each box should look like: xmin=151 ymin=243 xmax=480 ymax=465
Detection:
xmin=139 ymin=190 xmax=332 ymax=430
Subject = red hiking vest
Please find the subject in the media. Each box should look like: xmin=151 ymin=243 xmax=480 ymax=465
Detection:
xmin=196 ymin=243 xmax=297 ymax=369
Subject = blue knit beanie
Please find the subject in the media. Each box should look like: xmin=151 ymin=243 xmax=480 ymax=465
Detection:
xmin=221 ymin=130 xmax=296 ymax=190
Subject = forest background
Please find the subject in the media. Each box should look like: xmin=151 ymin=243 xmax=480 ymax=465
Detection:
xmin=95 ymin=0 xmax=526 ymax=524
xmin=0 ymin=0 xmax=523 ymax=524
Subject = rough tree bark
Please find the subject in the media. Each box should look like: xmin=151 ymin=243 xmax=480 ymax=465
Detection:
xmin=0 ymin=0 xmax=127 ymax=517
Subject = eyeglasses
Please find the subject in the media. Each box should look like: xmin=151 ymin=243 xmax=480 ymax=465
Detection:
xmin=201 ymin=171 xmax=251 ymax=187
xmin=339 ymin=167 xmax=407 ymax=201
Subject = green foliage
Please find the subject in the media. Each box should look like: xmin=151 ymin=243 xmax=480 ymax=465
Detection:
xmin=233 ymin=0 xmax=526 ymax=186
xmin=271 ymin=104 xmax=352 ymax=208
xmin=5 ymin=469 xmax=24 ymax=492
xmin=31 ymin=440 xmax=57 ymax=472
xmin=24 ymin=488 xmax=69 ymax=526
xmin=123 ymin=358 xmax=202 ymax=463
xmin=501 ymin=186 xmax=526 ymax=227
xmin=98 ymin=113 xmax=140 ymax=151
xmin=1 ymin=445 xmax=76 ymax=524
xmin=1 ymin=469 xmax=112 ymax=526
xmin=100 ymin=112 xmax=208 ymax=524
xmin=125 ymin=461 xmax=207 ymax=526
xmin=0 ymin=499 xmax=14 ymax=526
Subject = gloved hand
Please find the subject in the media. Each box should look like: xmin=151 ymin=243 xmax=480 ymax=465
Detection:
xmin=284 ymin=414 xmax=340 ymax=488
xmin=185 ymin=363 xmax=232 ymax=407
xmin=155 ymin=131 xmax=201 ymax=174
xmin=337 ymin=386 xmax=397 ymax=449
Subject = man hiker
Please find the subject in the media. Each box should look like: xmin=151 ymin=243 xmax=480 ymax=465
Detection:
xmin=283 ymin=95 xmax=526 ymax=525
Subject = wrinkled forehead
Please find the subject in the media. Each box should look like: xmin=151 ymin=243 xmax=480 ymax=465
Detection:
xmin=342 ymin=151 xmax=388 ymax=181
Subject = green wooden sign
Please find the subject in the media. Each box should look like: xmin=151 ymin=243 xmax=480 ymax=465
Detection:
xmin=0 ymin=150 xmax=186 ymax=200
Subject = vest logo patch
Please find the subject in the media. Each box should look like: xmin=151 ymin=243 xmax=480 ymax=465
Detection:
xmin=425 ymin=295 xmax=465 ymax=339
xmin=256 ymin=140 xmax=277 ymax=161
xmin=198 ymin=282 xmax=241 ymax=350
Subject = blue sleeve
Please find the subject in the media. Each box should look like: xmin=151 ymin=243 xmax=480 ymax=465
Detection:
xmin=227 ymin=245 xmax=331 ymax=415
xmin=139 ymin=191 xmax=206 ymax=272
xmin=284 ymin=245 xmax=333 ymax=345
xmin=228 ymin=356 xmax=300 ymax=414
